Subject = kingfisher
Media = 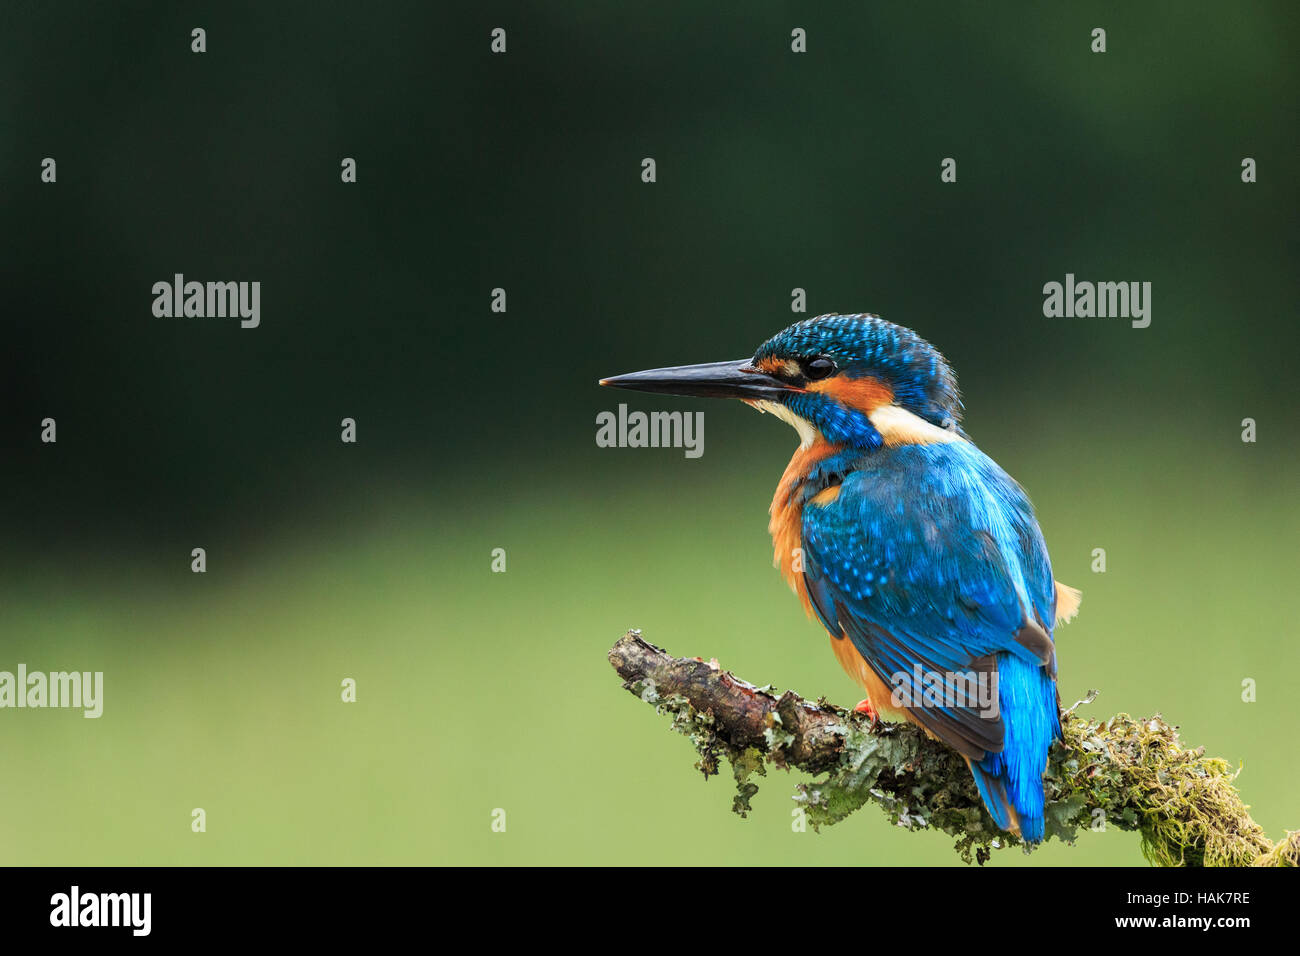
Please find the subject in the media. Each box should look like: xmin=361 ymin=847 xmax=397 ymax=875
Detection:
xmin=600 ymin=313 xmax=1080 ymax=842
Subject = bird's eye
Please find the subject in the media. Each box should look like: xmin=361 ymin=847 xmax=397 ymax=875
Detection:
xmin=802 ymin=357 xmax=837 ymax=380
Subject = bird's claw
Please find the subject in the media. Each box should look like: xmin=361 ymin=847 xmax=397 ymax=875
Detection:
xmin=854 ymin=698 xmax=879 ymax=728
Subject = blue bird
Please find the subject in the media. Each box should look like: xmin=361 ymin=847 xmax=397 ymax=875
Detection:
xmin=601 ymin=313 xmax=1081 ymax=841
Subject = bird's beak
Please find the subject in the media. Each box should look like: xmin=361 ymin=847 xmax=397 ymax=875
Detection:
xmin=599 ymin=358 xmax=797 ymax=401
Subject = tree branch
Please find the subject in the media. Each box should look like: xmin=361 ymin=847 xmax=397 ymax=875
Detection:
xmin=608 ymin=629 xmax=1297 ymax=866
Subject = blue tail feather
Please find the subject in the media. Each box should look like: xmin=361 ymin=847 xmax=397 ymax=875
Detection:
xmin=972 ymin=652 xmax=1060 ymax=843
xmin=969 ymin=762 xmax=1013 ymax=833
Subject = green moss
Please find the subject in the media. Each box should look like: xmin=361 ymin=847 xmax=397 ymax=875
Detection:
xmin=1050 ymin=713 xmax=1272 ymax=867
xmin=632 ymin=673 xmax=1286 ymax=866
xmin=1254 ymin=830 xmax=1300 ymax=867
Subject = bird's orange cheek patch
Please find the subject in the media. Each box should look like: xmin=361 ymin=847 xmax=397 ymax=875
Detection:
xmin=807 ymin=375 xmax=894 ymax=414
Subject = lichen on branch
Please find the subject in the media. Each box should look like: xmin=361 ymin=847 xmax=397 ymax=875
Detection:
xmin=608 ymin=629 xmax=1294 ymax=867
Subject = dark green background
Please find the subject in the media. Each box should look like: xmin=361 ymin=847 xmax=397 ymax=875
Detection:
xmin=1 ymin=2 xmax=1296 ymax=864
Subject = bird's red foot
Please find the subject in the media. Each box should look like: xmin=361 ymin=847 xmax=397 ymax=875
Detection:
xmin=854 ymin=698 xmax=879 ymax=727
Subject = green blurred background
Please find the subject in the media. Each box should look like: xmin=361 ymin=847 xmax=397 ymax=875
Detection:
xmin=1 ymin=2 xmax=1296 ymax=865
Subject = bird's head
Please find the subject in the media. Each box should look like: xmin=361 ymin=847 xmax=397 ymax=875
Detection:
xmin=600 ymin=313 xmax=964 ymax=450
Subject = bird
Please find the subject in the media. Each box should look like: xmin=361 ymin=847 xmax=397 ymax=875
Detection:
xmin=600 ymin=313 xmax=1080 ymax=842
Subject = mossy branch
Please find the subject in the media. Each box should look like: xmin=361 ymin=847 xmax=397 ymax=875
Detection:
xmin=608 ymin=629 xmax=1297 ymax=867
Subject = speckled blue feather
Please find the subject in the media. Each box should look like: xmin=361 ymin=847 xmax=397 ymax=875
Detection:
xmin=800 ymin=441 xmax=1061 ymax=842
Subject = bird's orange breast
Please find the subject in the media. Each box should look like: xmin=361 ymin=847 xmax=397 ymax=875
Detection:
xmin=768 ymin=440 xmax=840 ymax=617
xmin=769 ymin=438 xmax=909 ymax=720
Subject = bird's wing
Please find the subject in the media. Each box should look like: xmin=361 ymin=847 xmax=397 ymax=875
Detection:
xmin=799 ymin=442 xmax=1057 ymax=760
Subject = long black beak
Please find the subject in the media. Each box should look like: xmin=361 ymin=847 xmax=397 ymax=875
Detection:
xmin=599 ymin=358 xmax=797 ymax=401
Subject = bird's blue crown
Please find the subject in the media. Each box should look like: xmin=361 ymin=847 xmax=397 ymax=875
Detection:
xmin=754 ymin=313 xmax=963 ymax=429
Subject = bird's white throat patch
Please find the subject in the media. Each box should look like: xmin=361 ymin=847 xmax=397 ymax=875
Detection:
xmin=747 ymin=399 xmax=820 ymax=448
xmin=747 ymin=399 xmax=963 ymax=449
